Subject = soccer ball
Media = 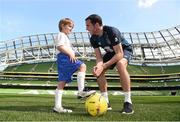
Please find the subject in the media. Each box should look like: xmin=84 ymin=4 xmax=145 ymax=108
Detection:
xmin=85 ymin=93 xmax=108 ymax=116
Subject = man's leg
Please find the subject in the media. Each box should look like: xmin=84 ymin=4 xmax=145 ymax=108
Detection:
xmin=116 ymin=58 xmax=134 ymax=114
xmin=97 ymin=70 xmax=112 ymax=110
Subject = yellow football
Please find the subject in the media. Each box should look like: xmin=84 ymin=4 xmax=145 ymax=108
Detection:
xmin=85 ymin=93 xmax=108 ymax=116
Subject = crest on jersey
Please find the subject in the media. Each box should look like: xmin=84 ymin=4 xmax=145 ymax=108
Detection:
xmin=115 ymin=37 xmax=119 ymax=42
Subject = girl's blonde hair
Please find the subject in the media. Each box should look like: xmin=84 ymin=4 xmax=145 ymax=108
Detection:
xmin=58 ymin=18 xmax=74 ymax=31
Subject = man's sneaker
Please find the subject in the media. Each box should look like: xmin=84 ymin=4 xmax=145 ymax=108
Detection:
xmin=107 ymin=103 xmax=112 ymax=110
xmin=77 ymin=89 xmax=96 ymax=99
xmin=53 ymin=107 xmax=73 ymax=113
xmin=121 ymin=102 xmax=134 ymax=114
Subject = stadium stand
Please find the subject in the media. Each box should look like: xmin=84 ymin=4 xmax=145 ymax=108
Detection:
xmin=0 ymin=25 xmax=180 ymax=90
xmin=0 ymin=25 xmax=180 ymax=67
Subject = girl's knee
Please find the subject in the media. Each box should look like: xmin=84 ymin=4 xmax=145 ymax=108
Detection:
xmin=79 ymin=63 xmax=86 ymax=71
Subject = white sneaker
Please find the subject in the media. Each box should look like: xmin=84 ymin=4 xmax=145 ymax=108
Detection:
xmin=53 ymin=107 xmax=73 ymax=113
xmin=77 ymin=90 xmax=96 ymax=99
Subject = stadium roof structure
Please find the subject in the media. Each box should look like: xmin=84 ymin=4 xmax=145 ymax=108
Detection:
xmin=0 ymin=25 xmax=180 ymax=70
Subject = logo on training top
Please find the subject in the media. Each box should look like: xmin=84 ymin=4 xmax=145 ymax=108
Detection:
xmin=115 ymin=37 xmax=119 ymax=42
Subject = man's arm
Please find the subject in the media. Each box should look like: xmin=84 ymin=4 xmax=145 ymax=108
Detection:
xmin=94 ymin=48 xmax=103 ymax=66
xmin=103 ymin=44 xmax=123 ymax=69
xmin=92 ymin=48 xmax=104 ymax=77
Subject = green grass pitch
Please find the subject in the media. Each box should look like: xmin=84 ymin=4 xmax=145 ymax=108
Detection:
xmin=0 ymin=91 xmax=180 ymax=121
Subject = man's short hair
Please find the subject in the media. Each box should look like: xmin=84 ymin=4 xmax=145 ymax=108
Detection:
xmin=85 ymin=14 xmax=103 ymax=26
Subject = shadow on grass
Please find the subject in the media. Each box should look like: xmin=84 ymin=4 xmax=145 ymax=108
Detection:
xmin=0 ymin=105 xmax=76 ymax=113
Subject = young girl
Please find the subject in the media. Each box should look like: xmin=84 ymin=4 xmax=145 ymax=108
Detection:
xmin=54 ymin=18 xmax=95 ymax=113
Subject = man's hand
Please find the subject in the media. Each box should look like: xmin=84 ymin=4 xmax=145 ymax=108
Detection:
xmin=92 ymin=65 xmax=103 ymax=77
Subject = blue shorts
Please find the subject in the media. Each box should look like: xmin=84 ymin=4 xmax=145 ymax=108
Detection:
xmin=57 ymin=53 xmax=83 ymax=83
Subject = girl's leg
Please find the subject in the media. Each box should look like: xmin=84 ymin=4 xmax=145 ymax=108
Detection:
xmin=54 ymin=81 xmax=72 ymax=113
xmin=77 ymin=63 xmax=96 ymax=98
xmin=55 ymin=81 xmax=66 ymax=109
xmin=77 ymin=63 xmax=86 ymax=92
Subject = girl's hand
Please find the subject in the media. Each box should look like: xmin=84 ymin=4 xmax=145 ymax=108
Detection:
xmin=69 ymin=52 xmax=77 ymax=63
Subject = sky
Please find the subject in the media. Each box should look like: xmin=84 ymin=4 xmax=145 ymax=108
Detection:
xmin=0 ymin=0 xmax=180 ymax=41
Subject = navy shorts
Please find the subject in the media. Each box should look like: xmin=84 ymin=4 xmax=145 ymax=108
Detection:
xmin=57 ymin=53 xmax=83 ymax=83
xmin=103 ymin=49 xmax=132 ymax=69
